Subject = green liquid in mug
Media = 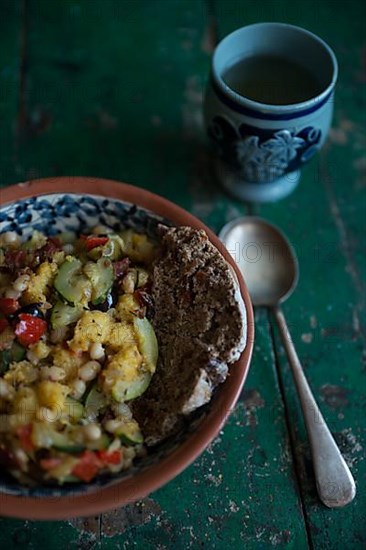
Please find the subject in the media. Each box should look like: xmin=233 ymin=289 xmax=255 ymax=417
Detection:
xmin=223 ymin=55 xmax=323 ymax=105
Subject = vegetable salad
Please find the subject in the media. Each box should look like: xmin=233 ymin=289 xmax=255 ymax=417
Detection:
xmin=0 ymin=227 xmax=158 ymax=484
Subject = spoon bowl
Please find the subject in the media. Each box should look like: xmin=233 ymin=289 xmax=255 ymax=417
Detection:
xmin=219 ymin=217 xmax=298 ymax=306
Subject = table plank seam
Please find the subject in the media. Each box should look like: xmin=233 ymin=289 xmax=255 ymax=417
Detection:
xmin=268 ymin=312 xmax=313 ymax=550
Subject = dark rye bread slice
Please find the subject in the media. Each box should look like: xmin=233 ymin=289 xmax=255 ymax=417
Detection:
xmin=132 ymin=225 xmax=247 ymax=445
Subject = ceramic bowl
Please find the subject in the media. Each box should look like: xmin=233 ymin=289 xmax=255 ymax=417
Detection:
xmin=0 ymin=177 xmax=254 ymax=519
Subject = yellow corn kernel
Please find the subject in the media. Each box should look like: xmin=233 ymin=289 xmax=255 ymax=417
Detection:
xmin=4 ymin=360 xmax=39 ymax=385
xmin=23 ymin=261 xmax=58 ymax=304
xmin=107 ymin=322 xmax=137 ymax=350
xmin=36 ymin=380 xmax=69 ymax=413
xmin=68 ymin=311 xmax=112 ymax=352
xmin=29 ymin=341 xmax=50 ymax=360
xmin=51 ymin=346 xmax=84 ymax=381
xmin=103 ymin=345 xmax=142 ymax=390
xmin=11 ymin=387 xmax=38 ymax=423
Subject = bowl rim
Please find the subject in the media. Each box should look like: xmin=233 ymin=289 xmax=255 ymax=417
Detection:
xmin=0 ymin=177 xmax=254 ymax=519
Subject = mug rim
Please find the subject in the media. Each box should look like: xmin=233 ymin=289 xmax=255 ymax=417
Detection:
xmin=212 ymin=22 xmax=338 ymax=115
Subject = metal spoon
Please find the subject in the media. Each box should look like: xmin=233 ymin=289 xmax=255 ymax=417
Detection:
xmin=220 ymin=217 xmax=356 ymax=508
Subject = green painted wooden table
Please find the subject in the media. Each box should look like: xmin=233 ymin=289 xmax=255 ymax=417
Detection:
xmin=0 ymin=0 xmax=365 ymax=547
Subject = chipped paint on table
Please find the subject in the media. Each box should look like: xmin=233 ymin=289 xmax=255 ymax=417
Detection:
xmin=0 ymin=0 xmax=365 ymax=548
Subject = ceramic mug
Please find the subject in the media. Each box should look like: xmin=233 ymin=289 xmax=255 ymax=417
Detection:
xmin=204 ymin=23 xmax=338 ymax=202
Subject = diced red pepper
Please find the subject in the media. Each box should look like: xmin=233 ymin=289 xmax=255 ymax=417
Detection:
xmin=38 ymin=237 xmax=62 ymax=261
xmin=81 ymin=236 xmax=109 ymax=252
xmin=0 ymin=318 xmax=9 ymax=333
xmin=4 ymin=250 xmax=27 ymax=270
xmin=96 ymin=449 xmax=122 ymax=465
xmin=0 ymin=298 xmax=20 ymax=315
xmin=16 ymin=424 xmax=34 ymax=452
xmin=40 ymin=457 xmax=63 ymax=471
xmin=71 ymin=450 xmax=101 ymax=482
xmin=15 ymin=313 xmax=47 ymax=346
xmin=133 ymin=289 xmax=154 ymax=309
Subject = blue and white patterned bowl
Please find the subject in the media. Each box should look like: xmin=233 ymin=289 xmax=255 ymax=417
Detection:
xmin=0 ymin=193 xmax=166 ymax=239
xmin=0 ymin=178 xmax=254 ymax=519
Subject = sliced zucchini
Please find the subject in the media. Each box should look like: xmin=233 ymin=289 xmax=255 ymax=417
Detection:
xmin=87 ymin=433 xmax=111 ymax=451
xmin=85 ymin=384 xmax=107 ymax=419
xmin=52 ymin=431 xmax=86 ymax=454
xmin=83 ymin=258 xmax=114 ymax=305
xmin=11 ymin=342 xmax=26 ymax=362
xmin=53 ymin=442 xmax=86 ymax=454
xmin=54 ymin=258 xmax=92 ymax=305
xmin=116 ymin=420 xmax=143 ymax=446
xmin=63 ymin=475 xmax=81 ymax=483
xmin=88 ymin=235 xmax=124 ymax=261
xmin=133 ymin=316 xmax=158 ymax=371
xmin=64 ymin=396 xmax=84 ymax=422
xmin=108 ymin=317 xmax=157 ymax=403
xmin=111 ymin=371 xmax=152 ymax=403
xmin=31 ymin=423 xmax=85 ymax=453
xmin=136 ymin=268 xmax=149 ymax=288
xmin=0 ymin=350 xmax=11 ymax=375
xmin=51 ymin=300 xmax=83 ymax=329
xmin=0 ymin=343 xmax=26 ymax=374
xmin=119 ymin=229 xmax=156 ymax=263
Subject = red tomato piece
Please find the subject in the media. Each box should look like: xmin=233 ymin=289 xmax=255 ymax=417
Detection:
xmin=71 ymin=450 xmax=101 ymax=482
xmin=16 ymin=424 xmax=34 ymax=452
xmin=96 ymin=449 xmax=122 ymax=465
xmin=82 ymin=236 xmax=109 ymax=251
xmin=15 ymin=314 xmax=47 ymax=346
xmin=0 ymin=298 xmax=19 ymax=315
xmin=0 ymin=318 xmax=9 ymax=333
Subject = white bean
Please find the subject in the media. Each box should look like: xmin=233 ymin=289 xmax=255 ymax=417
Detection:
xmin=104 ymin=419 xmax=123 ymax=434
xmin=13 ymin=274 xmax=30 ymax=292
xmin=112 ymin=402 xmax=133 ymax=419
xmin=37 ymin=406 xmax=59 ymax=422
xmin=14 ymin=448 xmax=29 ymax=464
xmin=49 ymin=366 xmax=65 ymax=381
xmin=5 ymin=288 xmax=21 ymax=300
xmin=122 ymin=270 xmax=137 ymax=294
xmin=27 ymin=350 xmax=40 ymax=365
xmin=89 ymin=343 xmax=105 ymax=361
xmin=70 ymin=379 xmax=86 ymax=399
xmin=108 ymin=438 xmax=122 ymax=452
xmin=0 ymin=379 xmax=15 ymax=400
xmin=78 ymin=361 xmax=101 ymax=382
xmin=41 ymin=366 xmax=65 ymax=381
xmin=84 ymin=424 xmax=102 ymax=441
xmin=3 ymin=232 xmax=20 ymax=245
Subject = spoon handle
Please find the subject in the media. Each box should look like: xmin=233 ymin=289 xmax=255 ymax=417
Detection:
xmin=273 ymin=306 xmax=356 ymax=507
